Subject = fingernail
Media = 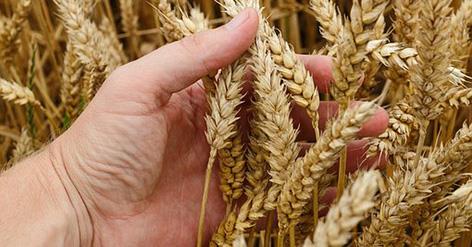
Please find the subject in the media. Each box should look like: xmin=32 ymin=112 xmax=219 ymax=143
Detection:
xmin=226 ymin=8 xmax=252 ymax=30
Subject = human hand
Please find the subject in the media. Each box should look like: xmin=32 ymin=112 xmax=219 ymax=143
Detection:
xmin=3 ymin=8 xmax=387 ymax=246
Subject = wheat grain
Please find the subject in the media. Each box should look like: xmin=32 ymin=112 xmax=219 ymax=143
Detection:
xmin=218 ymin=134 xmax=245 ymax=203
xmin=190 ymin=6 xmax=209 ymax=33
xmin=210 ymin=210 xmax=238 ymax=247
xmin=232 ymin=235 xmax=247 ymax=247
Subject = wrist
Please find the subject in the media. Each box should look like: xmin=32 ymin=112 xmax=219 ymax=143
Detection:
xmin=0 ymin=144 xmax=93 ymax=246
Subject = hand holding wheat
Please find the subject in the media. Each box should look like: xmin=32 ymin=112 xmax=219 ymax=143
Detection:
xmin=0 ymin=8 xmax=388 ymax=246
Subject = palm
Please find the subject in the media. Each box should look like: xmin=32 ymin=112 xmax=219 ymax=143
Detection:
xmin=58 ymin=81 xmax=224 ymax=246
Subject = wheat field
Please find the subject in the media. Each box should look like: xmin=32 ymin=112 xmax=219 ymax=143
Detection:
xmin=1 ymin=0 xmax=472 ymax=246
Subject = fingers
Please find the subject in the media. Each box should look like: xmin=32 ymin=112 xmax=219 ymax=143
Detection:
xmin=112 ymin=8 xmax=259 ymax=106
xmin=298 ymin=55 xmax=333 ymax=93
xmin=293 ymin=101 xmax=389 ymax=141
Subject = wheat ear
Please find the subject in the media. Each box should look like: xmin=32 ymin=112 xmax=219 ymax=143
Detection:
xmin=119 ymin=0 xmax=140 ymax=58
xmin=156 ymin=0 xmax=207 ymax=42
xmin=212 ymin=61 xmax=247 ymax=206
xmin=98 ymin=17 xmax=128 ymax=71
xmin=54 ymin=0 xmax=107 ymax=102
xmin=450 ymin=0 xmax=472 ymax=69
xmin=356 ymin=156 xmax=445 ymax=246
xmin=304 ymin=171 xmax=380 ymax=247
xmin=408 ymin=0 xmax=452 ymax=121
xmin=365 ymin=39 xmax=468 ymax=86
xmin=309 ymin=0 xmax=343 ymax=46
xmin=418 ymin=180 xmax=472 ymax=245
xmin=377 ymin=0 xmax=420 ymax=99
xmin=0 ymin=0 xmax=31 ymax=66
xmin=248 ymin=36 xmax=300 ymax=211
xmin=198 ymin=60 xmax=246 ymax=247
xmin=3 ymin=128 xmax=35 ymax=171
xmin=277 ymin=102 xmax=377 ymax=232
xmin=430 ymin=123 xmax=472 ymax=201
xmin=0 ymin=78 xmax=40 ymax=106
xmin=368 ymin=98 xmax=420 ymax=156
xmin=399 ymin=123 xmax=472 ymax=242
xmin=224 ymin=0 xmax=320 ymax=138
xmin=311 ymin=0 xmax=388 ymax=96
xmin=60 ymin=42 xmax=84 ymax=122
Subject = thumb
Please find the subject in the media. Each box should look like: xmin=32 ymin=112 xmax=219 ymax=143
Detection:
xmin=113 ymin=8 xmax=259 ymax=105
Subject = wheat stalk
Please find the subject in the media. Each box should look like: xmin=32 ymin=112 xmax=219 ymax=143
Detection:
xmin=304 ymin=170 xmax=380 ymax=247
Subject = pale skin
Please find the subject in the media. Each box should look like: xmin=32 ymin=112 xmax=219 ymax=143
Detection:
xmin=0 ymin=9 xmax=388 ymax=246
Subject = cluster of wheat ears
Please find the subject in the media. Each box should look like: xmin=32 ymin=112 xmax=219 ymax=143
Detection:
xmin=1 ymin=0 xmax=472 ymax=246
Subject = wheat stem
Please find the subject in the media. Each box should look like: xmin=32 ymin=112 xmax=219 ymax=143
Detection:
xmin=197 ymin=149 xmax=216 ymax=247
